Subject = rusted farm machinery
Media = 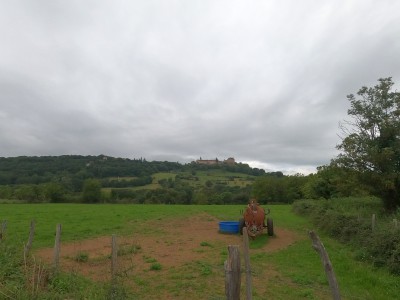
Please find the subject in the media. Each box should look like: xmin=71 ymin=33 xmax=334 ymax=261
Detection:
xmin=239 ymin=199 xmax=274 ymax=238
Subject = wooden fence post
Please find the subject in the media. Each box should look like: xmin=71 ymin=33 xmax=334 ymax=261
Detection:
xmin=371 ymin=214 xmax=376 ymax=231
xmin=111 ymin=234 xmax=118 ymax=279
xmin=53 ymin=224 xmax=62 ymax=272
xmin=24 ymin=220 xmax=35 ymax=258
xmin=242 ymin=228 xmax=252 ymax=300
xmin=0 ymin=220 xmax=7 ymax=241
xmin=225 ymin=245 xmax=241 ymax=300
xmin=309 ymin=231 xmax=341 ymax=300
xmin=393 ymin=219 xmax=398 ymax=230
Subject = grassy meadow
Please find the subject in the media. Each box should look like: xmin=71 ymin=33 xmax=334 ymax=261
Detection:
xmin=102 ymin=170 xmax=255 ymax=194
xmin=0 ymin=204 xmax=399 ymax=299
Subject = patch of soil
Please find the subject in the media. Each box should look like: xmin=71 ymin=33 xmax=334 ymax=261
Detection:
xmin=35 ymin=214 xmax=300 ymax=283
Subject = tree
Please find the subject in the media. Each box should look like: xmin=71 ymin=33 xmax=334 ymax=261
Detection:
xmin=0 ymin=185 xmax=12 ymax=199
xmin=334 ymin=77 xmax=400 ymax=210
xmin=43 ymin=182 xmax=65 ymax=203
xmin=252 ymin=176 xmax=287 ymax=203
xmin=82 ymin=179 xmax=102 ymax=203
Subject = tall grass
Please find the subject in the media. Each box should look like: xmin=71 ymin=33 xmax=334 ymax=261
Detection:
xmin=293 ymin=197 xmax=400 ymax=274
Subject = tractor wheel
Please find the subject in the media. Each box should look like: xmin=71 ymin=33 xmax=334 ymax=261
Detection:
xmin=267 ymin=218 xmax=274 ymax=236
xmin=239 ymin=218 xmax=245 ymax=235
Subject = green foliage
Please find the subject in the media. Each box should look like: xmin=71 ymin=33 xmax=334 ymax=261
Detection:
xmin=200 ymin=241 xmax=212 ymax=247
xmin=49 ymin=272 xmax=108 ymax=298
xmin=302 ymin=165 xmax=370 ymax=200
xmin=334 ymin=77 xmax=400 ymax=210
xmin=82 ymin=179 xmax=101 ymax=203
xmin=293 ymin=197 xmax=400 ymax=274
xmin=261 ymin=237 xmax=400 ymax=300
xmin=13 ymin=184 xmax=41 ymax=202
xmin=0 ymin=243 xmax=24 ymax=285
xmin=0 ymin=185 xmax=12 ymax=199
xmin=74 ymin=251 xmax=89 ymax=262
xmin=102 ymin=175 xmax=152 ymax=188
xmin=0 ymin=155 xmax=267 ymax=204
xmin=196 ymin=261 xmax=212 ymax=276
xmin=150 ymin=262 xmax=162 ymax=271
xmin=105 ymin=282 xmax=129 ymax=299
xmin=109 ymin=173 xmax=252 ymax=205
xmin=43 ymin=182 xmax=65 ymax=203
xmin=117 ymin=244 xmax=141 ymax=256
xmin=252 ymin=174 xmax=307 ymax=203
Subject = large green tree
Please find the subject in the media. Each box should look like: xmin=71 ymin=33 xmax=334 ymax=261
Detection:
xmin=82 ymin=179 xmax=102 ymax=203
xmin=334 ymin=77 xmax=400 ymax=210
xmin=252 ymin=171 xmax=307 ymax=204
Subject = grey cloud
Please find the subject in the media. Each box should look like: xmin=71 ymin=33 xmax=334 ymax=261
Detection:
xmin=1 ymin=1 xmax=400 ymax=174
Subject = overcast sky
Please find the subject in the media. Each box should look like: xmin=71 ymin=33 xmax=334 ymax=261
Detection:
xmin=1 ymin=1 xmax=400 ymax=174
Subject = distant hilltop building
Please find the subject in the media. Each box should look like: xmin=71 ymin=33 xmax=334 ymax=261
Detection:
xmin=196 ymin=157 xmax=236 ymax=165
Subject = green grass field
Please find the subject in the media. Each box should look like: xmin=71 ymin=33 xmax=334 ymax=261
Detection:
xmin=102 ymin=171 xmax=255 ymax=194
xmin=1 ymin=204 xmax=399 ymax=299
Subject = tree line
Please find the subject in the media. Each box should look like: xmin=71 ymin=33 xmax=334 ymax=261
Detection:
xmin=0 ymin=155 xmax=268 ymax=204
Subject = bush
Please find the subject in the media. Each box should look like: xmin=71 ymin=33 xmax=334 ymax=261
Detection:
xmin=293 ymin=197 xmax=400 ymax=274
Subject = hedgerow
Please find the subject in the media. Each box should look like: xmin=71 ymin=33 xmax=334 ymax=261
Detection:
xmin=293 ymin=197 xmax=400 ymax=274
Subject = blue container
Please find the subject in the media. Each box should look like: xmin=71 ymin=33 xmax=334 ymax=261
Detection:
xmin=219 ymin=221 xmax=240 ymax=234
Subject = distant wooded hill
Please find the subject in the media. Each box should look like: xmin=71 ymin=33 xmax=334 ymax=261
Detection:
xmin=0 ymin=155 xmax=278 ymax=186
xmin=0 ymin=155 xmax=285 ymax=204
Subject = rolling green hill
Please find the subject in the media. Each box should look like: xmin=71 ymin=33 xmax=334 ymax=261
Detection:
xmin=0 ymin=155 xmax=278 ymax=204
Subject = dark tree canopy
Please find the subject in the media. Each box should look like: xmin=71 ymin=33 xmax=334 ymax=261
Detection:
xmin=334 ymin=77 xmax=400 ymax=210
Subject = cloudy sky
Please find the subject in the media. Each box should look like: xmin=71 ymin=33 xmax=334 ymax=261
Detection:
xmin=1 ymin=1 xmax=399 ymax=174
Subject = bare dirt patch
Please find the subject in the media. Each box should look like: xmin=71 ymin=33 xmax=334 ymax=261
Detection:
xmin=35 ymin=214 xmax=301 ymax=284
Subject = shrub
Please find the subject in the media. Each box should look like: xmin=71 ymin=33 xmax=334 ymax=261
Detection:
xmin=293 ymin=197 xmax=400 ymax=274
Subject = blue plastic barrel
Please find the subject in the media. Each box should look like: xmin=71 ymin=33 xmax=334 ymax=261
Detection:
xmin=219 ymin=221 xmax=239 ymax=233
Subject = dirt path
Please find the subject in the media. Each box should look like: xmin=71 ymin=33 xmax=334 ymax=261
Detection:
xmin=35 ymin=214 xmax=301 ymax=283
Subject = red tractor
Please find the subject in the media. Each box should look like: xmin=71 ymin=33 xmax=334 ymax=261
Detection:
xmin=239 ymin=199 xmax=274 ymax=238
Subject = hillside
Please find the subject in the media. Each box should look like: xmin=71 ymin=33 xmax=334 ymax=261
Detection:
xmin=0 ymin=155 xmax=269 ymax=184
xmin=0 ymin=155 xmax=279 ymax=204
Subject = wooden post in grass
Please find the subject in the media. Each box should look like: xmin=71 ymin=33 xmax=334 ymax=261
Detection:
xmin=0 ymin=220 xmax=7 ymax=241
xmin=393 ymin=219 xmax=398 ymax=229
xmin=242 ymin=228 xmax=252 ymax=300
xmin=53 ymin=224 xmax=62 ymax=272
xmin=309 ymin=231 xmax=341 ymax=300
xmin=225 ymin=245 xmax=241 ymax=300
xmin=24 ymin=220 xmax=35 ymax=257
xmin=371 ymin=214 xmax=376 ymax=231
xmin=111 ymin=234 xmax=118 ymax=280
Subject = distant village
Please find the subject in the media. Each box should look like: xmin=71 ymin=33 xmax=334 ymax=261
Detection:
xmin=195 ymin=157 xmax=236 ymax=165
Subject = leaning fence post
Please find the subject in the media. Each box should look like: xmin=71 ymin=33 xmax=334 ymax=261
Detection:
xmin=242 ymin=228 xmax=252 ymax=300
xmin=0 ymin=220 xmax=7 ymax=241
xmin=53 ymin=224 xmax=62 ymax=272
xmin=111 ymin=234 xmax=118 ymax=279
xmin=24 ymin=220 xmax=35 ymax=258
xmin=225 ymin=245 xmax=241 ymax=300
xmin=309 ymin=230 xmax=341 ymax=300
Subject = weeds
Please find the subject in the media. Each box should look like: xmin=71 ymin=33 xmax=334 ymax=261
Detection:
xmin=143 ymin=256 xmax=157 ymax=263
xmin=293 ymin=197 xmax=400 ymax=274
xmin=150 ymin=263 xmax=162 ymax=271
xmin=74 ymin=251 xmax=89 ymax=262
xmin=200 ymin=241 xmax=212 ymax=247
xmin=196 ymin=261 xmax=212 ymax=276
xmin=118 ymin=244 xmax=141 ymax=256
xmin=25 ymin=256 xmax=48 ymax=296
